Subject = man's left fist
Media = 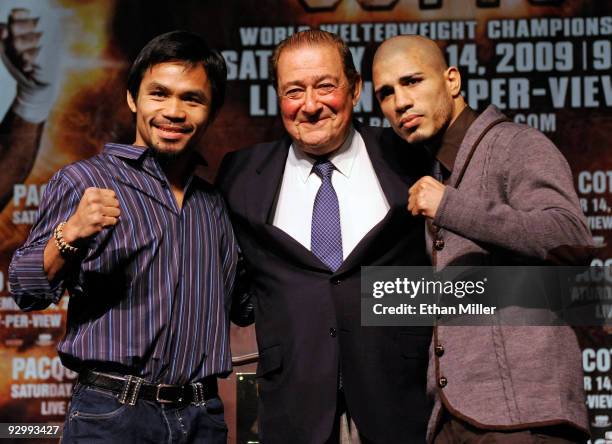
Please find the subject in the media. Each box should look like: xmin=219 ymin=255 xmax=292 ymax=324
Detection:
xmin=408 ymin=176 xmax=445 ymax=219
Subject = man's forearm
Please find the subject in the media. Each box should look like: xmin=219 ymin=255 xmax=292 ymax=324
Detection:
xmin=435 ymin=184 xmax=592 ymax=262
xmin=0 ymin=109 xmax=44 ymax=208
xmin=43 ymin=236 xmax=69 ymax=283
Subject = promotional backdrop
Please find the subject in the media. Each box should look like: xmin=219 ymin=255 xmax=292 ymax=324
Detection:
xmin=0 ymin=1 xmax=610 ymax=442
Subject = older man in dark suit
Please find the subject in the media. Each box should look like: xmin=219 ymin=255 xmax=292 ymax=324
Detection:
xmin=373 ymin=35 xmax=593 ymax=443
xmin=218 ymin=30 xmax=431 ymax=444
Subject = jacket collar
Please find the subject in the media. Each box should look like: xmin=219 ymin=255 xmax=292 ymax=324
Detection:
xmin=448 ymin=105 xmax=507 ymax=188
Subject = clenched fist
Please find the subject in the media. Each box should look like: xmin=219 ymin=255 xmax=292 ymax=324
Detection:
xmin=0 ymin=8 xmax=43 ymax=81
xmin=62 ymin=188 xmax=120 ymax=244
xmin=0 ymin=8 xmax=61 ymax=123
xmin=407 ymin=176 xmax=445 ymax=219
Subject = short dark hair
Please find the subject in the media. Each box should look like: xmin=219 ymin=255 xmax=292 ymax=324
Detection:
xmin=127 ymin=30 xmax=227 ymax=118
xmin=270 ymin=30 xmax=360 ymax=93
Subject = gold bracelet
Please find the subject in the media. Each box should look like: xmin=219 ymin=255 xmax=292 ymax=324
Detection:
xmin=53 ymin=222 xmax=79 ymax=256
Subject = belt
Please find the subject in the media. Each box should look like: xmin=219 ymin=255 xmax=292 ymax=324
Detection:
xmin=78 ymin=369 xmax=218 ymax=406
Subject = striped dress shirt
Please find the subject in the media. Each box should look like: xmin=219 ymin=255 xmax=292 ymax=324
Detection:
xmin=9 ymin=143 xmax=239 ymax=384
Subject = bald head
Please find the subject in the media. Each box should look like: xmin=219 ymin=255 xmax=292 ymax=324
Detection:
xmin=372 ymin=35 xmax=465 ymax=144
xmin=373 ymin=35 xmax=448 ymax=75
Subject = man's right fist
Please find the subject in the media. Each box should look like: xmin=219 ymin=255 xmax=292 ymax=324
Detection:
xmin=62 ymin=188 xmax=120 ymax=244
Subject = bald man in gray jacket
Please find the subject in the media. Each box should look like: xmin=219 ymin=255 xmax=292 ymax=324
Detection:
xmin=373 ymin=35 xmax=593 ymax=443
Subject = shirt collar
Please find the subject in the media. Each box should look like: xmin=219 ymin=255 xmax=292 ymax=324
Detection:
xmin=103 ymin=143 xmax=150 ymax=160
xmin=428 ymin=106 xmax=479 ymax=173
xmin=290 ymin=127 xmax=358 ymax=183
xmin=103 ymin=143 xmax=211 ymax=185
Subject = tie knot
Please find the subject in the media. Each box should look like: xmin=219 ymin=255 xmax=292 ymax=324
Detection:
xmin=313 ymin=160 xmax=335 ymax=180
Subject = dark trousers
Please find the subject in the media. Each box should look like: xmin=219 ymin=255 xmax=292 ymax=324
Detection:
xmin=323 ymin=390 xmax=376 ymax=444
xmin=61 ymin=383 xmax=227 ymax=444
xmin=434 ymin=413 xmax=587 ymax=444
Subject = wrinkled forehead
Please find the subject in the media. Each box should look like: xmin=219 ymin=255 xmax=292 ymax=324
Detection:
xmin=278 ymin=43 xmax=344 ymax=75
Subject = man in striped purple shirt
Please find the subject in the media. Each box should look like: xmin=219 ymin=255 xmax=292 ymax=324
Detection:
xmin=9 ymin=31 xmax=248 ymax=443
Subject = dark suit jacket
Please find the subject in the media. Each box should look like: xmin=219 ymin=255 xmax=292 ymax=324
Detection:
xmin=218 ymin=124 xmax=432 ymax=444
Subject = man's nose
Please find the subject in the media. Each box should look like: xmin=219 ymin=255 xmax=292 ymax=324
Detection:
xmin=395 ymin=88 xmax=413 ymax=113
xmin=163 ymin=97 xmax=187 ymax=120
xmin=301 ymin=87 xmax=322 ymax=114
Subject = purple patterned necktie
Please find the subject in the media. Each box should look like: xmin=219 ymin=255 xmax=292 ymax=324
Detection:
xmin=311 ymin=160 xmax=343 ymax=272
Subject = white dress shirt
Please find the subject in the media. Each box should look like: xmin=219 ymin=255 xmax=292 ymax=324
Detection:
xmin=272 ymin=128 xmax=390 ymax=259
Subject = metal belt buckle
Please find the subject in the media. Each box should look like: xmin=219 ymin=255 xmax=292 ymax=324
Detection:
xmin=190 ymin=382 xmax=206 ymax=406
xmin=156 ymin=384 xmax=181 ymax=404
xmin=118 ymin=375 xmax=144 ymax=406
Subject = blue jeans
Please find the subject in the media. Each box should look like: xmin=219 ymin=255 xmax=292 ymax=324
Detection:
xmin=61 ymin=383 xmax=228 ymax=443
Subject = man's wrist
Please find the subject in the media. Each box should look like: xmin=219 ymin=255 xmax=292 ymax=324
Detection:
xmin=12 ymin=85 xmax=55 ymax=123
xmin=60 ymin=220 xmax=79 ymax=245
xmin=0 ymin=51 xmax=56 ymax=123
xmin=53 ymin=222 xmax=79 ymax=257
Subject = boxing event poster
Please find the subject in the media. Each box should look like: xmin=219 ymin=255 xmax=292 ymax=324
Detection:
xmin=0 ymin=0 xmax=610 ymax=442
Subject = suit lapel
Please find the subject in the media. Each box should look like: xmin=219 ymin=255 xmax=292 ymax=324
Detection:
xmin=336 ymin=124 xmax=409 ymax=274
xmin=246 ymin=137 xmax=289 ymax=225
xmin=247 ymin=136 xmax=330 ymax=272
xmin=358 ymin=124 xmax=407 ymax=210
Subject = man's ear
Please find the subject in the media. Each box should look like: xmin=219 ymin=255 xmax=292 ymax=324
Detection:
xmin=351 ymin=75 xmax=363 ymax=107
xmin=127 ymin=91 xmax=137 ymax=113
xmin=445 ymin=66 xmax=462 ymax=98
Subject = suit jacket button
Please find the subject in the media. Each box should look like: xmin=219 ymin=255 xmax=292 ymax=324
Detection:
xmin=331 ymin=278 xmax=341 ymax=285
xmin=438 ymin=376 xmax=448 ymax=388
xmin=435 ymin=344 xmax=445 ymax=357
xmin=434 ymin=239 xmax=445 ymax=251
xmin=329 ymin=328 xmax=337 ymax=337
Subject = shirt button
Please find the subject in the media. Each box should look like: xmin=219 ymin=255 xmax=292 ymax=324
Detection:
xmin=435 ymin=344 xmax=445 ymax=357
xmin=329 ymin=328 xmax=337 ymax=337
xmin=434 ymin=239 xmax=445 ymax=251
xmin=161 ymin=182 xmax=169 ymax=189
xmin=438 ymin=376 xmax=448 ymax=388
